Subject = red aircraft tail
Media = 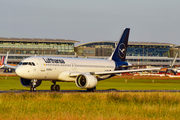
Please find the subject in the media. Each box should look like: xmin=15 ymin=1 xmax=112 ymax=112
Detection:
xmin=0 ymin=56 xmax=5 ymax=66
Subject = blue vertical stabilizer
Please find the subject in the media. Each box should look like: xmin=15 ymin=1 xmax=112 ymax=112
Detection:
xmin=109 ymin=28 xmax=130 ymax=62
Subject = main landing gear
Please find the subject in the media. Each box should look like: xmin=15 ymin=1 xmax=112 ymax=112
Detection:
xmin=51 ymin=80 xmax=60 ymax=91
xmin=87 ymin=87 xmax=96 ymax=92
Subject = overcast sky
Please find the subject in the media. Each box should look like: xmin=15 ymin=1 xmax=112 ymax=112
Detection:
xmin=0 ymin=0 xmax=180 ymax=45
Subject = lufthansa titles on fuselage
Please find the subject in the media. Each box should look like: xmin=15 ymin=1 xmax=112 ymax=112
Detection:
xmin=43 ymin=58 xmax=65 ymax=64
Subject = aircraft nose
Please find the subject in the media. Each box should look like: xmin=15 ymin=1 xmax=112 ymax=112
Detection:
xmin=15 ymin=67 xmax=24 ymax=77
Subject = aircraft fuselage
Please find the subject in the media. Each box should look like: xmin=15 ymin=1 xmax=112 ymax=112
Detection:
xmin=15 ymin=56 xmax=128 ymax=81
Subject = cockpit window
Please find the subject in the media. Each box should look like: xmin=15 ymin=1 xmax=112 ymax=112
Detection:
xmin=28 ymin=62 xmax=32 ymax=65
xmin=22 ymin=62 xmax=28 ymax=65
xmin=19 ymin=62 xmax=35 ymax=66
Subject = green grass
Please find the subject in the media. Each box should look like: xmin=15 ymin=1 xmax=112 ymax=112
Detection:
xmin=1 ymin=76 xmax=180 ymax=119
xmin=0 ymin=92 xmax=180 ymax=120
xmin=1 ymin=76 xmax=180 ymax=90
xmin=98 ymin=78 xmax=180 ymax=90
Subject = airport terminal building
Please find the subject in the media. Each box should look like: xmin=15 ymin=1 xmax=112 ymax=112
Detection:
xmin=0 ymin=37 xmax=78 ymax=64
xmin=75 ymin=41 xmax=180 ymax=67
xmin=75 ymin=41 xmax=174 ymax=57
xmin=0 ymin=37 xmax=78 ymax=55
xmin=0 ymin=37 xmax=180 ymax=68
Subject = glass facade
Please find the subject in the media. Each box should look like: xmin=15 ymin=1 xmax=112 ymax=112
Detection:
xmin=77 ymin=42 xmax=172 ymax=57
xmin=126 ymin=45 xmax=170 ymax=57
xmin=0 ymin=41 xmax=75 ymax=55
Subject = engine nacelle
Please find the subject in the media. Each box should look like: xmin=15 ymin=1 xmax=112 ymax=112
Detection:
xmin=75 ymin=74 xmax=97 ymax=89
xmin=20 ymin=78 xmax=42 ymax=87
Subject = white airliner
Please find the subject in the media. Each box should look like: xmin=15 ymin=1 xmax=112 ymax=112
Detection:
xmin=1 ymin=28 xmax=161 ymax=91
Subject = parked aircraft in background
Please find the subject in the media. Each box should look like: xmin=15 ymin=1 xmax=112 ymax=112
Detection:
xmin=0 ymin=56 xmax=16 ymax=71
xmin=166 ymin=67 xmax=180 ymax=75
xmin=0 ymin=56 xmax=5 ymax=68
xmin=165 ymin=53 xmax=180 ymax=75
xmin=0 ymin=28 xmax=161 ymax=91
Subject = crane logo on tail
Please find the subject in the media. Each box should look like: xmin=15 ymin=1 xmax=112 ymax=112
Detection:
xmin=118 ymin=43 xmax=126 ymax=59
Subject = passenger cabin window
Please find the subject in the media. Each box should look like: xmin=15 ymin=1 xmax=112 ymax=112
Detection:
xmin=19 ymin=62 xmax=35 ymax=66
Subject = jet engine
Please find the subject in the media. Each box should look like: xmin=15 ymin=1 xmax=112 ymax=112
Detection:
xmin=75 ymin=74 xmax=97 ymax=89
xmin=20 ymin=78 xmax=42 ymax=87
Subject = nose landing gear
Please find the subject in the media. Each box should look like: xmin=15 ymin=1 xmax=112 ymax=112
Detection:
xmin=30 ymin=79 xmax=37 ymax=91
xmin=51 ymin=80 xmax=60 ymax=91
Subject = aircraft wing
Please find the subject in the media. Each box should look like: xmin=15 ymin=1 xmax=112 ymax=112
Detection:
xmin=69 ymin=67 xmax=161 ymax=77
xmin=69 ymin=72 xmax=82 ymax=77
xmin=93 ymin=67 xmax=161 ymax=75
xmin=121 ymin=64 xmax=152 ymax=68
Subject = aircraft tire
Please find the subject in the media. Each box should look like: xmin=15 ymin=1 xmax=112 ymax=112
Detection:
xmin=30 ymin=87 xmax=36 ymax=91
xmin=55 ymin=85 xmax=60 ymax=91
xmin=87 ymin=87 xmax=96 ymax=92
xmin=51 ymin=85 xmax=55 ymax=91
xmin=51 ymin=85 xmax=60 ymax=91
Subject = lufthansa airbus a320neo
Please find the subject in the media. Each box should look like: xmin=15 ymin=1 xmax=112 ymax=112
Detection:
xmin=1 ymin=28 xmax=161 ymax=91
